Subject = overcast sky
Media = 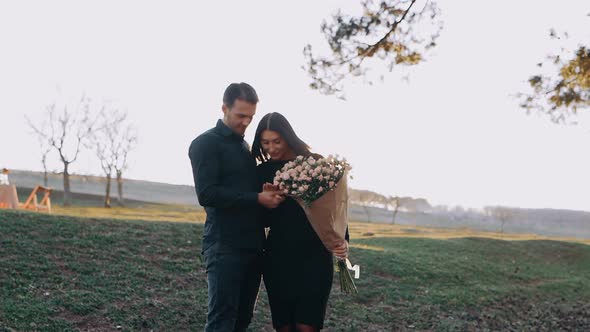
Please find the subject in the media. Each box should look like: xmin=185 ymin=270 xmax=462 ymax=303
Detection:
xmin=1 ymin=0 xmax=589 ymax=211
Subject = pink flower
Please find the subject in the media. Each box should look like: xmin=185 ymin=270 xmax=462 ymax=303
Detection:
xmin=281 ymin=173 xmax=290 ymax=180
xmin=318 ymin=187 xmax=324 ymax=193
xmin=329 ymin=181 xmax=335 ymax=188
xmin=298 ymin=187 xmax=305 ymax=193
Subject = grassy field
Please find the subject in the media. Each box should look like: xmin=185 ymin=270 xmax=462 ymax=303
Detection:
xmin=1 ymin=208 xmax=589 ymax=331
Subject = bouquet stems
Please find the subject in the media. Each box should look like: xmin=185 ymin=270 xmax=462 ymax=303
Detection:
xmin=336 ymin=258 xmax=358 ymax=294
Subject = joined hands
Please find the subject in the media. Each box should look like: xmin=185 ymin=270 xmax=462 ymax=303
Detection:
xmin=258 ymin=183 xmax=285 ymax=209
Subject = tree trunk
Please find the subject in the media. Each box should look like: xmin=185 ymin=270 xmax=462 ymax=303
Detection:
xmin=42 ymin=157 xmax=49 ymax=187
xmin=391 ymin=207 xmax=399 ymax=225
xmin=362 ymin=205 xmax=371 ymax=223
xmin=116 ymin=170 xmax=124 ymax=207
xmin=391 ymin=198 xmax=400 ymax=224
xmin=63 ymin=162 xmax=72 ymax=206
xmin=104 ymin=172 xmax=112 ymax=208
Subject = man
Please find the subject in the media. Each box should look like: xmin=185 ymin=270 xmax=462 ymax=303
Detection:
xmin=0 ymin=168 xmax=9 ymax=185
xmin=188 ymin=82 xmax=284 ymax=331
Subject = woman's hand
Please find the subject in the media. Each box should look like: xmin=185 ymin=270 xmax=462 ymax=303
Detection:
xmin=332 ymin=241 xmax=348 ymax=259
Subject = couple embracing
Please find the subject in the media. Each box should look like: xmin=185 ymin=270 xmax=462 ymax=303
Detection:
xmin=189 ymin=82 xmax=349 ymax=332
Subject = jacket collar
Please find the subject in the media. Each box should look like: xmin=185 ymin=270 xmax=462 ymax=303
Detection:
xmin=216 ymin=119 xmax=244 ymax=141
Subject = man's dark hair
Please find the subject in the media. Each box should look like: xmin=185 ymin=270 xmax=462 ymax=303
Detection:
xmin=223 ymin=82 xmax=259 ymax=108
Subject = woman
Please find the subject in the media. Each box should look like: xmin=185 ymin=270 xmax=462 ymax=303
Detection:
xmin=252 ymin=112 xmax=349 ymax=332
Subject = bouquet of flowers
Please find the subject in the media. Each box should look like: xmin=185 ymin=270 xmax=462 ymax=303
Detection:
xmin=272 ymin=154 xmax=359 ymax=294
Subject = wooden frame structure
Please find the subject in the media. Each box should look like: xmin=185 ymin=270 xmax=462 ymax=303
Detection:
xmin=19 ymin=185 xmax=52 ymax=213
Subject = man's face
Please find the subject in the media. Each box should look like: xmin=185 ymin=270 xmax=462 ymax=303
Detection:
xmin=222 ymin=99 xmax=256 ymax=136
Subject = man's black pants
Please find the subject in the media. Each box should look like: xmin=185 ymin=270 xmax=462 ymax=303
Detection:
xmin=203 ymin=247 xmax=262 ymax=332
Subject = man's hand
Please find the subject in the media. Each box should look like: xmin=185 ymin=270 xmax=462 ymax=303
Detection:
xmin=258 ymin=190 xmax=284 ymax=209
xmin=332 ymin=241 xmax=348 ymax=259
xmin=262 ymin=183 xmax=280 ymax=192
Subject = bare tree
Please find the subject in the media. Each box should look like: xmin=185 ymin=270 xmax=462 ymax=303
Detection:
xmin=92 ymin=109 xmax=120 ymax=208
xmin=91 ymin=107 xmax=137 ymax=208
xmin=349 ymin=189 xmax=372 ymax=222
xmin=113 ymin=122 xmax=137 ymax=207
xmin=26 ymin=118 xmax=53 ymax=187
xmin=495 ymin=207 xmax=512 ymax=234
xmin=485 ymin=206 xmax=513 ymax=234
xmin=387 ymin=195 xmax=401 ymax=224
xmin=39 ymin=137 xmax=52 ymax=188
xmin=360 ymin=191 xmax=373 ymax=222
xmin=27 ymin=95 xmax=98 ymax=206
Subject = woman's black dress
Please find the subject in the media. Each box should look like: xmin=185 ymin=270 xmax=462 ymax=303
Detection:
xmin=257 ymin=160 xmax=334 ymax=329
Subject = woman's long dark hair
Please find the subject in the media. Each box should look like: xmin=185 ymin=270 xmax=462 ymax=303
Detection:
xmin=252 ymin=112 xmax=315 ymax=163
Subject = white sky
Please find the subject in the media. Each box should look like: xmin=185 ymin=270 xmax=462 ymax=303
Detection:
xmin=1 ymin=0 xmax=589 ymax=211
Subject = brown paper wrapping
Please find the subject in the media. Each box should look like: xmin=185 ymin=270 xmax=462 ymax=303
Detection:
xmin=295 ymin=172 xmax=349 ymax=252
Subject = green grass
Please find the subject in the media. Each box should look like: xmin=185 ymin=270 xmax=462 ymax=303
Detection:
xmin=1 ymin=209 xmax=589 ymax=331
